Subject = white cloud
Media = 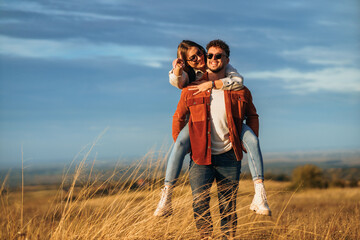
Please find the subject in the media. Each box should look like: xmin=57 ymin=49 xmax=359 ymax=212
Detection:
xmin=0 ymin=35 xmax=172 ymax=68
xmin=247 ymin=67 xmax=360 ymax=93
xmin=2 ymin=1 xmax=139 ymax=22
xmin=262 ymin=46 xmax=360 ymax=93
xmin=1 ymin=0 xmax=188 ymax=28
xmin=281 ymin=46 xmax=359 ymax=66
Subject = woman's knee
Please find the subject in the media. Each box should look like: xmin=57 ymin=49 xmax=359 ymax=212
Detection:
xmin=174 ymin=136 xmax=190 ymax=150
xmin=243 ymin=132 xmax=259 ymax=147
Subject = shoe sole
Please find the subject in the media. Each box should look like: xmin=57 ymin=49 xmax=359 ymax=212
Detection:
xmin=154 ymin=210 xmax=173 ymax=217
xmin=250 ymin=204 xmax=272 ymax=216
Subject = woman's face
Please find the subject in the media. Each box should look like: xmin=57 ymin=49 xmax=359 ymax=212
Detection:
xmin=186 ymin=47 xmax=206 ymax=70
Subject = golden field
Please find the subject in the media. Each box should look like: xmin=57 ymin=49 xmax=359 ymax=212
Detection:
xmin=1 ymin=155 xmax=359 ymax=240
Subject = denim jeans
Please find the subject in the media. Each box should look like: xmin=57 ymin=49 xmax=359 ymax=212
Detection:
xmin=189 ymin=149 xmax=241 ymax=237
xmin=164 ymin=123 xmax=190 ymax=186
xmin=164 ymin=123 xmax=263 ymax=186
xmin=240 ymin=124 xmax=264 ymax=180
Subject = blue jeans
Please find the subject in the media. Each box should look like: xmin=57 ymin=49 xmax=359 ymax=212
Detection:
xmin=164 ymin=123 xmax=190 ymax=186
xmin=240 ymin=124 xmax=264 ymax=180
xmin=164 ymin=123 xmax=263 ymax=186
xmin=189 ymin=149 xmax=241 ymax=237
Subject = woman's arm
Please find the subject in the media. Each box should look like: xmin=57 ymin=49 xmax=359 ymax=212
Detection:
xmin=169 ymin=70 xmax=189 ymax=89
xmin=169 ymin=58 xmax=189 ymax=89
xmin=187 ymin=63 xmax=244 ymax=95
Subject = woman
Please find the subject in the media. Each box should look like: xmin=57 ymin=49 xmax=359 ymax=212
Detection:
xmin=154 ymin=40 xmax=271 ymax=217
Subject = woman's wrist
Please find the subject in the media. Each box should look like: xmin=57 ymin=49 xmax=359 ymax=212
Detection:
xmin=173 ymin=66 xmax=183 ymax=76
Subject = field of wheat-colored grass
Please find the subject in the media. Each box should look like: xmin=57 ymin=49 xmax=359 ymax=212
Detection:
xmin=1 ymin=151 xmax=359 ymax=240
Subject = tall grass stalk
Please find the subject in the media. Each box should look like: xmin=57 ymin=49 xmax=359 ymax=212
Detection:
xmin=0 ymin=141 xmax=359 ymax=239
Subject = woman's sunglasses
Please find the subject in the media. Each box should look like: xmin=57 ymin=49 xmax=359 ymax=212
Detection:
xmin=206 ymin=53 xmax=224 ymax=60
xmin=187 ymin=50 xmax=204 ymax=62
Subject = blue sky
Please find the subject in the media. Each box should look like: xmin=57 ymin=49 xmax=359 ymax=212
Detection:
xmin=0 ymin=0 xmax=359 ymax=168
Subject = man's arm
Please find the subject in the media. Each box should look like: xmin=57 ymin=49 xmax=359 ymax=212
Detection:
xmin=245 ymin=89 xmax=259 ymax=137
xmin=172 ymin=89 xmax=190 ymax=141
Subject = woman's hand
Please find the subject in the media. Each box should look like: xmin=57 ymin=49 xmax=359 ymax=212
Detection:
xmin=172 ymin=58 xmax=185 ymax=76
xmin=188 ymin=81 xmax=213 ymax=95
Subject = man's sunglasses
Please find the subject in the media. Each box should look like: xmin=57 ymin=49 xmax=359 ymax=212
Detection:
xmin=187 ymin=50 xmax=203 ymax=62
xmin=206 ymin=53 xmax=225 ymax=60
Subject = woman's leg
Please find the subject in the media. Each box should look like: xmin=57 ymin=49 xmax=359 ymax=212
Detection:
xmin=164 ymin=123 xmax=190 ymax=186
xmin=240 ymin=123 xmax=271 ymax=216
xmin=154 ymin=124 xmax=190 ymax=217
xmin=240 ymin=123 xmax=264 ymax=181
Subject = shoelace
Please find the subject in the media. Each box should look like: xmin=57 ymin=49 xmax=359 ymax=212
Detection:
xmin=158 ymin=188 xmax=167 ymax=205
xmin=255 ymin=184 xmax=268 ymax=203
xmin=260 ymin=187 xmax=268 ymax=202
xmin=158 ymin=187 xmax=171 ymax=205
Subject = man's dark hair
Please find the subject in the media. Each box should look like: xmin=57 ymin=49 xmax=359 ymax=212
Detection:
xmin=206 ymin=39 xmax=230 ymax=57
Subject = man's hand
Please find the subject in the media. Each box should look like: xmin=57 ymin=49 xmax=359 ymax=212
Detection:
xmin=188 ymin=81 xmax=212 ymax=95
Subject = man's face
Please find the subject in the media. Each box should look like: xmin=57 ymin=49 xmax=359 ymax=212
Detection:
xmin=186 ymin=47 xmax=206 ymax=70
xmin=206 ymin=46 xmax=229 ymax=73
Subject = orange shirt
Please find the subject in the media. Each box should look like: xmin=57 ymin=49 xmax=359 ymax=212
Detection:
xmin=172 ymin=74 xmax=259 ymax=165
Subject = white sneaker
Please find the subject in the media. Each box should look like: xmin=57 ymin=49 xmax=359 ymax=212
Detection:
xmin=154 ymin=186 xmax=173 ymax=217
xmin=250 ymin=182 xmax=271 ymax=216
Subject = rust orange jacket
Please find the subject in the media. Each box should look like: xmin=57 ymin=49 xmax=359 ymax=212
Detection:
xmin=172 ymin=74 xmax=259 ymax=165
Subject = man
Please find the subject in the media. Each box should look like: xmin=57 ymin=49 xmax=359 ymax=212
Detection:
xmin=172 ymin=39 xmax=260 ymax=239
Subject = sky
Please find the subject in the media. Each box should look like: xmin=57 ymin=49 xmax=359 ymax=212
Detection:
xmin=0 ymin=0 xmax=359 ymax=168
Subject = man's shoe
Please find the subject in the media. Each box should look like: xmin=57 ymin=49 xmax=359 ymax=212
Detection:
xmin=250 ymin=182 xmax=271 ymax=216
xmin=154 ymin=186 xmax=173 ymax=217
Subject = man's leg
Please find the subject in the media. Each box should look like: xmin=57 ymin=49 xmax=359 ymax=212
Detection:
xmin=189 ymin=159 xmax=215 ymax=237
xmin=212 ymin=149 xmax=241 ymax=238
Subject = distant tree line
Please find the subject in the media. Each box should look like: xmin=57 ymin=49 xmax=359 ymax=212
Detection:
xmin=241 ymin=165 xmax=360 ymax=189
xmin=289 ymin=165 xmax=359 ymax=189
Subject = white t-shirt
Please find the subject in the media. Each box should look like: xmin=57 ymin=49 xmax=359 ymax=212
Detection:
xmin=210 ymin=89 xmax=232 ymax=155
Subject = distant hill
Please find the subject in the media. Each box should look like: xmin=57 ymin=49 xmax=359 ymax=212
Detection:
xmin=1 ymin=149 xmax=359 ymax=188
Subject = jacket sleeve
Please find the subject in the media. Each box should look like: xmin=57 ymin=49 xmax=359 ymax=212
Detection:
xmin=221 ymin=64 xmax=244 ymax=91
xmin=172 ymin=89 xmax=189 ymax=141
xmin=169 ymin=69 xmax=189 ymax=89
xmin=245 ymin=90 xmax=259 ymax=137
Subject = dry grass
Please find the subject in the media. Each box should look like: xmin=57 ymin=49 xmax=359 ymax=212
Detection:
xmin=1 ymin=151 xmax=359 ymax=240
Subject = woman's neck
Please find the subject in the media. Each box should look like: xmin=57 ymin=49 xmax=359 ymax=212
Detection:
xmin=196 ymin=66 xmax=207 ymax=72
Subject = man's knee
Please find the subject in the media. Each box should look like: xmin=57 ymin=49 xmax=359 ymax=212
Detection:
xmin=192 ymin=192 xmax=210 ymax=209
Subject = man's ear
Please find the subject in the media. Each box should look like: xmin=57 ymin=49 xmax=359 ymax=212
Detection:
xmin=226 ymin=57 xmax=230 ymax=64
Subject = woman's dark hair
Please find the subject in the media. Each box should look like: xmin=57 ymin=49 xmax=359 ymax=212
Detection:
xmin=176 ymin=40 xmax=206 ymax=84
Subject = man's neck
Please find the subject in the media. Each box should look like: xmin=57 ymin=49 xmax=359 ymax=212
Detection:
xmin=207 ymin=68 xmax=226 ymax=81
